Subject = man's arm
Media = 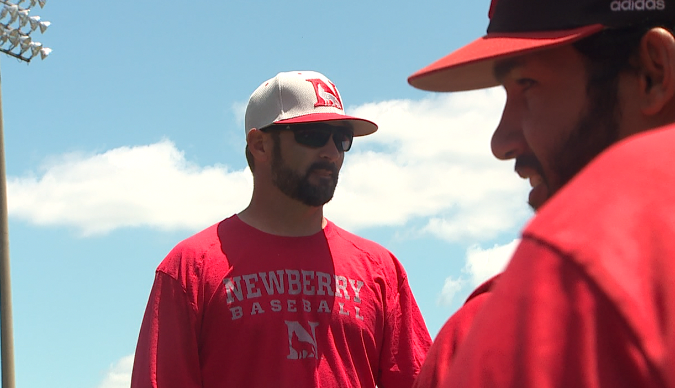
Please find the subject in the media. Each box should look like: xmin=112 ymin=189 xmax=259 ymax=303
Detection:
xmin=131 ymin=271 xmax=202 ymax=388
xmin=379 ymin=261 xmax=433 ymax=388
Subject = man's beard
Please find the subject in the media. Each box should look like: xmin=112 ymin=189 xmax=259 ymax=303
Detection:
xmin=270 ymin=136 xmax=339 ymax=207
xmin=521 ymin=74 xmax=621 ymax=211
xmin=552 ymin=76 xmax=621 ymax=191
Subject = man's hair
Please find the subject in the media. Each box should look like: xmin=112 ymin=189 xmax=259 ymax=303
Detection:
xmin=573 ymin=22 xmax=675 ymax=89
xmin=546 ymin=23 xmax=675 ymax=190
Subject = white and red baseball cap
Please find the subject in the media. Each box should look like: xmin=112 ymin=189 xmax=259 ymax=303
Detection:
xmin=245 ymin=71 xmax=378 ymax=137
xmin=409 ymin=0 xmax=675 ymax=92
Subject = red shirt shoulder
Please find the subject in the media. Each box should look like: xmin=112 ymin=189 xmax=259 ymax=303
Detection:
xmin=413 ymin=275 xmax=499 ymax=388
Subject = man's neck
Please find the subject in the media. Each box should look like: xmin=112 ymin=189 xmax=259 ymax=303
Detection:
xmin=238 ymin=192 xmax=327 ymax=237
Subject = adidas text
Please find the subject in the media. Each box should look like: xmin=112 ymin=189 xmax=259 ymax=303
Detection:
xmin=611 ymin=0 xmax=666 ymax=11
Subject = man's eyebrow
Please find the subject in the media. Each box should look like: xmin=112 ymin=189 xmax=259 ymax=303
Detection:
xmin=493 ymin=58 xmax=523 ymax=83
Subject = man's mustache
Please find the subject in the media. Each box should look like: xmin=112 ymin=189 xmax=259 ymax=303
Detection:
xmin=515 ymin=154 xmax=545 ymax=176
xmin=308 ymin=161 xmax=338 ymax=176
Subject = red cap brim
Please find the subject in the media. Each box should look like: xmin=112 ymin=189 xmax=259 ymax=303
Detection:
xmin=408 ymin=24 xmax=605 ymax=92
xmin=275 ymin=113 xmax=378 ymax=137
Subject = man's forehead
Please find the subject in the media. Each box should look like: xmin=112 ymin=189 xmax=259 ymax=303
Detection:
xmin=493 ymin=44 xmax=582 ymax=83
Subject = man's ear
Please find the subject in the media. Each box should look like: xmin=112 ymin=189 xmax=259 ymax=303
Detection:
xmin=636 ymin=27 xmax=675 ymax=116
xmin=247 ymin=128 xmax=272 ymax=163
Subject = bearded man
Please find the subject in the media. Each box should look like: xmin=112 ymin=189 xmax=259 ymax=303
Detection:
xmin=130 ymin=70 xmax=431 ymax=388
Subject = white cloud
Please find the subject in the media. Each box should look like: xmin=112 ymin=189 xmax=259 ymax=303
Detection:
xmin=8 ymin=141 xmax=253 ymax=236
xmin=438 ymin=239 xmax=520 ymax=306
xmin=437 ymin=276 xmax=466 ymax=307
xmin=8 ymin=90 xmax=531 ymax=240
xmin=465 ymin=239 xmax=520 ymax=287
xmin=96 ymin=354 xmax=133 ymax=388
xmin=326 ymin=89 xmax=531 ymax=242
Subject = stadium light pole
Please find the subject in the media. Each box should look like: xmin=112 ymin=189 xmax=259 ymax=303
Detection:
xmin=0 ymin=0 xmax=50 ymax=387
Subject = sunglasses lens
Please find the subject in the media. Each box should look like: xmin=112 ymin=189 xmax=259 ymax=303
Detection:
xmin=294 ymin=129 xmax=333 ymax=148
xmin=292 ymin=125 xmax=353 ymax=152
xmin=333 ymin=130 xmax=352 ymax=152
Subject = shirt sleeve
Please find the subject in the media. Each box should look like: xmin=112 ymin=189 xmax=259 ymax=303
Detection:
xmin=378 ymin=263 xmax=433 ymax=388
xmin=441 ymin=238 xmax=651 ymax=388
xmin=130 ymin=271 xmax=203 ymax=388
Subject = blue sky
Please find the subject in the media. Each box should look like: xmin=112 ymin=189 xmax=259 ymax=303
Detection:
xmin=1 ymin=1 xmax=534 ymax=387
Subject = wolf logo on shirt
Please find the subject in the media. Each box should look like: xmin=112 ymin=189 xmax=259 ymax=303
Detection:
xmin=285 ymin=320 xmax=319 ymax=360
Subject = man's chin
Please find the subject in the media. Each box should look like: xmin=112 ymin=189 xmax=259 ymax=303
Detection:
xmin=299 ymin=195 xmax=334 ymax=207
xmin=295 ymin=183 xmax=336 ymax=207
xmin=528 ymin=183 xmax=550 ymax=211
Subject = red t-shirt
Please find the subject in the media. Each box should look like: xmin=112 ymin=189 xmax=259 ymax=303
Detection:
xmin=412 ymin=276 xmax=498 ymax=388
xmin=440 ymin=125 xmax=675 ymax=387
xmin=131 ymin=216 xmax=431 ymax=388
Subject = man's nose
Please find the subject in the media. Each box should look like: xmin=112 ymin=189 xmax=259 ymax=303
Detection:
xmin=491 ymin=97 xmax=527 ymax=160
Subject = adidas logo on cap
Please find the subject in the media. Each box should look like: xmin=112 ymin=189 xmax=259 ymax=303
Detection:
xmin=610 ymin=0 xmax=666 ymax=11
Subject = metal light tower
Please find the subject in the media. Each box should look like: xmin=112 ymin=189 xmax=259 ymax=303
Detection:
xmin=0 ymin=1 xmax=50 ymax=387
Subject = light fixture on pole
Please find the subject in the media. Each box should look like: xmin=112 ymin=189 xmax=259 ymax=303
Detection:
xmin=0 ymin=1 xmax=50 ymax=388
xmin=0 ymin=0 xmax=49 ymax=62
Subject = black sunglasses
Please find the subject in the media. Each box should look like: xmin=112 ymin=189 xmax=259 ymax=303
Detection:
xmin=262 ymin=123 xmax=354 ymax=152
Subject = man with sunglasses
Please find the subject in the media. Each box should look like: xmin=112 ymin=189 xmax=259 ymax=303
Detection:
xmin=406 ymin=0 xmax=675 ymax=387
xmin=131 ymin=70 xmax=431 ymax=388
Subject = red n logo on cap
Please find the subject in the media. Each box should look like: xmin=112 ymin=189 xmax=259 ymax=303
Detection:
xmin=306 ymin=78 xmax=343 ymax=110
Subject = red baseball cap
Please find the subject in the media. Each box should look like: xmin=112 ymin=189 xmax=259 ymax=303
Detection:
xmin=409 ymin=0 xmax=675 ymax=92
